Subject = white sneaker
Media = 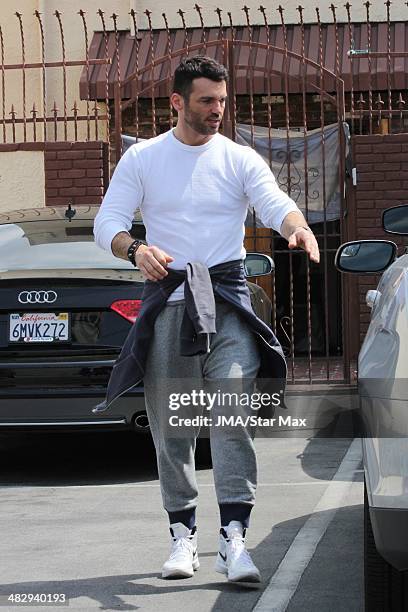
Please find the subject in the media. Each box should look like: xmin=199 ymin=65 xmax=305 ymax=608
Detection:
xmin=162 ymin=522 xmax=199 ymax=579
xmin=215 ymin=520 xmax=261 ymax=583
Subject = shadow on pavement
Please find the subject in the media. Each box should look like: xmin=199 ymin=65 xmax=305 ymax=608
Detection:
xmin=0 ymin=430 xmax=158 ymax=486
xmin=0 ymin=503 xmax=363 ymax=612
xmin=213 ymin=501 xmax=364 ymax=612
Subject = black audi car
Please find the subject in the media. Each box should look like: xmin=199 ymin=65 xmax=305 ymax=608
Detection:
xmin=0 ymin=206 xmax=273 ymax=435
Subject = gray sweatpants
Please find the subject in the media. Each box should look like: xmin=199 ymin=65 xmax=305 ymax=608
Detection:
xmin=143 ymin=299 xmax=261 ymax=513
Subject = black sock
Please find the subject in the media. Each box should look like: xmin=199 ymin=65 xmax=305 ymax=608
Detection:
xmin=219 ymin=503 xmax=252 ymax=529
xmin=167 ymin=508 xmax=196 ymax=530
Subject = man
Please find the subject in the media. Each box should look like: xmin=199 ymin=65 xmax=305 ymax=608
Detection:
xmin=94 ymin=56 xmax=319 ymax=584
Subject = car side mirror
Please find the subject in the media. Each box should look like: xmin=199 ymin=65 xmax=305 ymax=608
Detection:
xmin=382 ymin=204 xmax=408 ymax=235
xmin=335 ymin=240 xmax=397 ymax=274
xmin=244 ymin=253 xmax=274 ymax=277
xmin=130 ymin=222 xmax=146 ymax=241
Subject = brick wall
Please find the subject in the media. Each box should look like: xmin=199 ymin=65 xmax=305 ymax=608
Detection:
xmin=0 ymin=141 xmax=108 ymax=208
xmin=353 ymin=134 xmax=408 ymax=343
xmin=44 ymin=141 xmax=108 ymax=206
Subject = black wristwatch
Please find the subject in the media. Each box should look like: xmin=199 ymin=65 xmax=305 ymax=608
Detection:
xmin=127 ymin=240 xmax=144 ymax=266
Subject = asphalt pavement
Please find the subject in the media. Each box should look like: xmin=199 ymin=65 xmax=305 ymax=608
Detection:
xmin=0 ymin=426 xmax=363 ymax=612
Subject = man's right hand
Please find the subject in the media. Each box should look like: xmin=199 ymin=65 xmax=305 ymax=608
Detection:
xmin=136 ymin=245 xmax=174 ymax=281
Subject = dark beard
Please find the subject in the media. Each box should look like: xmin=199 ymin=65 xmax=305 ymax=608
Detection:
xmin=184 ymin=107 xmax=219 ymax=136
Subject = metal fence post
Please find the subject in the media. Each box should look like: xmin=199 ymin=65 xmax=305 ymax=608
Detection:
xmin=114 ymin=80 xmax=122 ymax=163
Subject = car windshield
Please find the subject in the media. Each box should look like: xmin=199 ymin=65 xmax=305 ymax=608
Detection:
xmin=0 ymin=220 xmax=135 ymax=271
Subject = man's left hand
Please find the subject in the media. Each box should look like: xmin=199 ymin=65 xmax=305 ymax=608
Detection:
xmin=287 ymin=227 xmax=320 ymax=263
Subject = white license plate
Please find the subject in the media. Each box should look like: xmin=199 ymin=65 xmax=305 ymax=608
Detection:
xmin=9 ymin=312 xmax=70 ymax=343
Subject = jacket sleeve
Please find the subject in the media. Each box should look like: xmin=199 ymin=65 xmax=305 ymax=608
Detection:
xmin=242 ymin=147 xmax=301 ymax=233
xmin=93 ymin=146 xmax=144 ymax=255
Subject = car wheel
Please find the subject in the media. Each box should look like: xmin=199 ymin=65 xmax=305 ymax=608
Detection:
xmin=195 ymin=438 xmax=212 ymax=468
xmin=364 ymin=479 xmax=408 ymax=611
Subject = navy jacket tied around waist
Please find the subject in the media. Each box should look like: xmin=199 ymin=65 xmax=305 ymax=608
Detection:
xmin=93 ymin=259 xmax=287 ymax=414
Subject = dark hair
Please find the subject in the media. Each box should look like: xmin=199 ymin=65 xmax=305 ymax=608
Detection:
xmin=172 ymin=56 xmax=228 ymax=100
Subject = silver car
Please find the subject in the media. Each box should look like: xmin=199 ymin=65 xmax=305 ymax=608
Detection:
xmin=335 ymin=204 xmax=408 ymax=610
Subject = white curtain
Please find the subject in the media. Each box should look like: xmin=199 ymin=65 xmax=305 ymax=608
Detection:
xmin=236 ymin=122 xmax=350 ymax=227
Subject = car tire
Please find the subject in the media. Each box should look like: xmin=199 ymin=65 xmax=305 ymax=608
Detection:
xmin=195 ymin=438 xmax=212 ymax=468
xmin=364 ymin=479 xmax=408 ymax=611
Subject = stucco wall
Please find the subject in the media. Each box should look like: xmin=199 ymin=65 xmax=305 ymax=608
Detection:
xmin=133 ymin=0 xmax=407 ymax=28
xmin=0 ymin=0 xmax=42 ymax=143
xmin=0 ymin=1 xmax=405 ymax=140
xmin=0 ymin=140 xmax=107 ymax=212
xmin=0 ymin=150 xmax=45 ymax=212
xmin=0 ymin=0 xmax=404 ymax=144
xmin=0 ymin=0 xmax=117 ymax=142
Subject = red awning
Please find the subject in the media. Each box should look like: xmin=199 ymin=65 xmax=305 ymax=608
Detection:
xmin=80 ymin=23 xmax=408 ymax=100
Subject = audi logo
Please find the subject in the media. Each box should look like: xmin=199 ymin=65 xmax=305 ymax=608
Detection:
xmin=18 ymin=290 xmax=58 ymax=304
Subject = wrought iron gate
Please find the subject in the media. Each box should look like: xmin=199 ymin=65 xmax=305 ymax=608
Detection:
xmin=2 ymin=5 xmax=379 ymax=384
xmin=109 ymin=17 xmax=349 ymax=384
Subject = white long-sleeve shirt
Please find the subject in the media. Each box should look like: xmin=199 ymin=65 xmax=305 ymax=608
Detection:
xmin=94 ymin=128 xmax=301 ymax=300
